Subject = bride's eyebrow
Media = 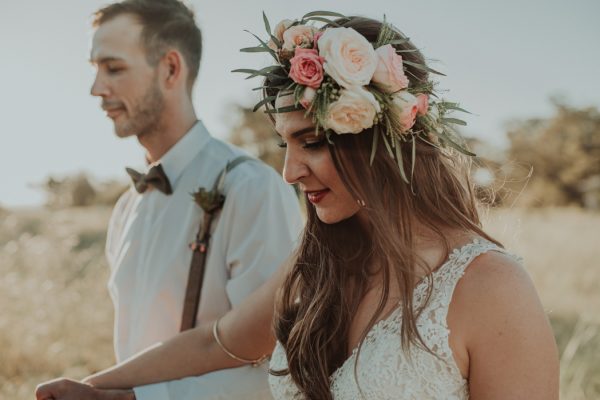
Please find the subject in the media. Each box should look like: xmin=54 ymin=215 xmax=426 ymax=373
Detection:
xmin=274 ymin=126 xmax=317 ymax=139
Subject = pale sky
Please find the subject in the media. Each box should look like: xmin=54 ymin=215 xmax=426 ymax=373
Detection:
xmin=1 ymin=0 xmax=599 ymax=207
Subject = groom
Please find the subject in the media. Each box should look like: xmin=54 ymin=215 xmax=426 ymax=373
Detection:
xmin=36 ymin=0 xmax=302 ymax=399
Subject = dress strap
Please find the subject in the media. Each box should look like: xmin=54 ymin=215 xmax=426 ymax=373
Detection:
xmin=417 ymin=238 xmax=523 ymax=316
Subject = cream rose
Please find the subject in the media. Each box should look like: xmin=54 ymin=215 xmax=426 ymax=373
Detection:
xmin=268 ymin=19 xmax=294 ymax=50
xmin=371 ymin=44 xmax=409 ymax=93
xmin=318 ymin=27 xmax=378 ymax=89
xmin=282 ymin=25 xmax=317 ymax=51
xmin=325 ymin=87 xmax=381 ymax=134
xmin=392 ymin=90 xmax=419 ymax=132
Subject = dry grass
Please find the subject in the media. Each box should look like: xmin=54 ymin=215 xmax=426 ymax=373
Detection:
xmin=0 ymin=206 xmax=598 ymax=399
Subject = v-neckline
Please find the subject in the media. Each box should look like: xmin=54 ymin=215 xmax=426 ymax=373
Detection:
xmin=330 ymin=237 xmax=487 ymax=381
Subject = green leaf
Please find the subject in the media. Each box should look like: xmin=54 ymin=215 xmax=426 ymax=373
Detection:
xmin=381 ymin=130 xmax=394 ymax=159
xmin=436 ymin=130 xmax=476 ymax=156
xmin=252 ymin=95 xmax=277 ymax=112
xmin=264 ymin=104 xmax=304 ymax=114
xmin=240 ymin=46 xmax=272 ymax=53
xmin=231 ymin=68 xmax=260 ymax=75
xmin=442 ymin=104 xmax=472 ymax=114
xmin=244 ymin=30 xmax=278 ymax=61
xmin=441 ymin=117 xmax=467 ymax=126
xmin=302 ymin=16 xmax=340 ymax=26
xmin=394 ymin=137 xmax=409 ymax=183
xmin=370 ymin=125 xmax=379 ymax=165
xmin=302 ymin=11 xmax=346 ymax=19
xmin=411 ymin=136 xmax=416 ymax=180
xmin=269 ymin=35 xmax=281 ymax=48
xmin=402 ymin=60 xmax=446 ymax=76
xmin=262 ymin=11 xmax=271 ymax=36
xmin=394 ymin=49 xmax=420 ymax=53
xmin=245 ymin=65 xmax=285 ymax=80
xmin=387 ymin=38 xmax=411 ymax=45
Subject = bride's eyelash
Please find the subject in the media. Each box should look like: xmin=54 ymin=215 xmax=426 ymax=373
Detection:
xmin=277 ymin=141 xmax=287 ymax=149
xmin=303 ymin=140 xmax=325 ymax=150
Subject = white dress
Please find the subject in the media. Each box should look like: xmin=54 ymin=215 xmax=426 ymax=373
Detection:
xmin=269 ymin=238 xmax=521 ymax=399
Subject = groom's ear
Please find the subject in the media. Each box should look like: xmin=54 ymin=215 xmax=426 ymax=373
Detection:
xmin=161 ymin=49 xmax=186 ymax=90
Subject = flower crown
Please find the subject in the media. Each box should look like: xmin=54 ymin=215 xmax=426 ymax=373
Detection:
xmin=234 ymin=11 xmax=474 ymax=182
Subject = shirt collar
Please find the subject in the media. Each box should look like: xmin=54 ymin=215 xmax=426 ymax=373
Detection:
xmin=150 ymin=120 xmax=211 ymax=190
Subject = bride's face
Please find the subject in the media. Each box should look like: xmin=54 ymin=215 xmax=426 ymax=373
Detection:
xmin=274 ymin=95 xmax=361 ymax=224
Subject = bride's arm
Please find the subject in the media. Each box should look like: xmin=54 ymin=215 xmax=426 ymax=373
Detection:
xmin=83 ymin=258 xmax=290 ymax=390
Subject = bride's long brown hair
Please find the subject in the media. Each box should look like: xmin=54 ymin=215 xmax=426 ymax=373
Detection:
xmin=268 ymin=16 xmax=500 ymax=400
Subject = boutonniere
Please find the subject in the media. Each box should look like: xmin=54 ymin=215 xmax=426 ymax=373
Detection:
xmin=191 ymin=187 xmax=225 ymax=214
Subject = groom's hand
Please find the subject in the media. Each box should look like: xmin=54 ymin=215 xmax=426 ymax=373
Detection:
xmin=35 ymin=378 xmax=98 ymax=400
xmin=35 ymin=378 xmax=135 ymax=400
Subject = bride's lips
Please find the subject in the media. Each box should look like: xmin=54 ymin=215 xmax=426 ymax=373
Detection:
xmin=306 ymin=189 xmax=330 ymax=204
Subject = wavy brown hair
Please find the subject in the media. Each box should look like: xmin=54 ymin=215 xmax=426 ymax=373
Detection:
xmin=268 ymin=16 xmax=500 ymax=400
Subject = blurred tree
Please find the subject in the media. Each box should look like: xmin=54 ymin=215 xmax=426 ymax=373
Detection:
xmin=504 ymin=100 xmax=600 ymax=208
xmin=36 ymin=173 xmax=128 ymax=208
xmin=227 ymin=104 xmax=285 ymax=174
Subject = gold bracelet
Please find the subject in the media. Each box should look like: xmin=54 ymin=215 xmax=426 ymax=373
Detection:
xmin=212 ymin=317 xmax=269 ymax=367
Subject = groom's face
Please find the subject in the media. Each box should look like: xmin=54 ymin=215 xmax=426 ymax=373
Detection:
xmin=90 ymin=14 xmax=164 ymax=138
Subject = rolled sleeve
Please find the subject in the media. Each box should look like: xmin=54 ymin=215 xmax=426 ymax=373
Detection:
xmin=220 ymin=167 xmax=302 ymax=307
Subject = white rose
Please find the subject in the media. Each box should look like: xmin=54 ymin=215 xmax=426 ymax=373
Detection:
xmin=325 ymin=87 xmax=381 ymax=134
xmin=391 ymin=90 xmax=419 ymax=132
xmin=318 ymin=27 xmax=378 ymax=89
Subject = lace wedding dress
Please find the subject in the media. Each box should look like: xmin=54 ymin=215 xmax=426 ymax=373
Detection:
xmin=269 ymin=238 xmax=521 ymax=399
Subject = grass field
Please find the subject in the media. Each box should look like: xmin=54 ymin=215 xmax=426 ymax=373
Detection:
xmin=0 ymin=206 xmax=598 ymax=399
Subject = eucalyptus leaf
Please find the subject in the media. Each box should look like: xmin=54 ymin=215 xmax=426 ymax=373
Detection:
xmin=411 ymin=136 xmax=416 ymax=180
xmin=381 ymin=130 xmax=394 ymax=158
xmin=394 ymin=139 xmax=409 ymax=183
xmin=240 ymin=46 xmax=272 ymax=53
xmin=252 ymin=95 xmax=278 ymax=112
xmin=231 ymin=68 xmax=260 ymax=75
xmin=387 ymin=38 xmax=411 ymax=45
xmin=302 ymin=16 xmax=340 ymax=26
xmin=262 ymin=11 xmax=271 ymax=36
xmin=244 ymin=30 xmax=278 ymax=61
xmin=435 ymin=130 xmax=476 ymax=156
xmin=370 ymin=125 xmax=379 ymax=165
xmin=264 ymin=104 xmax=304 ymax=114
xmin=302 ymin=10 xmax=346 ymax=19
xmin=403 ymin=60 xmax=446 ymax=76
xmin=441 ymin=117 xmax=467 ymax=126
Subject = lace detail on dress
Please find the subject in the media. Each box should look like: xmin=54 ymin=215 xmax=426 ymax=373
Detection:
xmin=269 ymin=238 xmax=521 ymax=399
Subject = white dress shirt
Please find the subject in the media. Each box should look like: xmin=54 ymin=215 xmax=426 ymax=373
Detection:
xmin=105 ymin=121 xmax=303 ymax=400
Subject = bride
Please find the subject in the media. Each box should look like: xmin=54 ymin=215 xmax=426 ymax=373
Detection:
xmin=37 ymin=12 xmax=558 ymax=400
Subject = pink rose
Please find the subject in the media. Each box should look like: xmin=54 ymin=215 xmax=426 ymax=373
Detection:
xmin=416 ymin=94 xmax=429 ymax=115
xmin=289 ymin=48 xmax=325 ymax=88
xmin=392 ymin=90 xmax=419 ymax=132
xmin=282 ymin=25 xmax=317 ymax=51
xmin=325 ymin=87 xmax=381 ymax=134
xmin=300 ymin=87 xmax=317 ymax=109
xmin=371 ymin=44 xmax=409 ymax=93
xmin=318 ymin=27 xmax=378 ymax=89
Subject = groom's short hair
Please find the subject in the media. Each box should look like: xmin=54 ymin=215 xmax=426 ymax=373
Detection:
xmin=93 ymin=0 xmax=202 ymax=92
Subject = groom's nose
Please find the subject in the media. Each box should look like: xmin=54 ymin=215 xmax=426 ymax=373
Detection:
xmin=90 ymin=73 xmax=110 ymax=98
